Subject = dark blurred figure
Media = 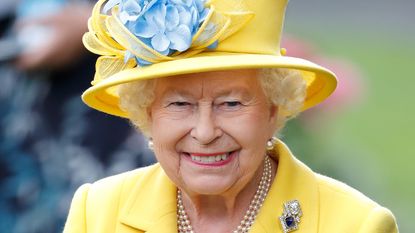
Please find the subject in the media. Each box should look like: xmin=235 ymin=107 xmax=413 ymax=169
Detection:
xmin=0 ymin=1 xmax=155 ymax=232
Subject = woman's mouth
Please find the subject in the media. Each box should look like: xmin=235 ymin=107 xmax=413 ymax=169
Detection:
xmin=182 ymin=151 xmax=236 ymax=166
xmin=191 ymin=153 xmax=229 ymax=163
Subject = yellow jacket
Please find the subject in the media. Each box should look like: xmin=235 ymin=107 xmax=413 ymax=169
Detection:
xmin=63 ymin=141 xmax=398 ymax=233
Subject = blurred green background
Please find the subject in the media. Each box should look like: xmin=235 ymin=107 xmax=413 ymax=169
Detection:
xmin=282 ymin=0 xmax=414 ymax=232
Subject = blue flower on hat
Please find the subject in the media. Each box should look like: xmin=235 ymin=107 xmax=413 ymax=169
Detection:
xmin=104 ymin=0 xmax=209 ymax=58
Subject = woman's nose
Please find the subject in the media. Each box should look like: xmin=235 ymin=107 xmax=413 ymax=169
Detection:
xmin=190 ymin=106 xmax=222 ymax=145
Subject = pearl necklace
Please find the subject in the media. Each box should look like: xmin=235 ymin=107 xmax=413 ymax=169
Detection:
xmin=177 ymin=156 xmax=272 ymax=233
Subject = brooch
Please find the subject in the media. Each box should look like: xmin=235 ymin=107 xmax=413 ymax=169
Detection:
xmin=279 ymin=200 xmax=302 ymax=233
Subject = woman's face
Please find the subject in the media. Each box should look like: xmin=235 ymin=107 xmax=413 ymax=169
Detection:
xmin=149 ymin=69 xmax=278 ymax=195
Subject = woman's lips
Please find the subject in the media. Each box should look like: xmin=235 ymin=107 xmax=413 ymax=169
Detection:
xmin=182 ymin=151 xmax=237 ymax=167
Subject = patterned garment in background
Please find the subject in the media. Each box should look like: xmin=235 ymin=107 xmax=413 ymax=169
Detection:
xmin=0 ymin=57 xmax=156 ymax=233
xmin=0 ymin=27 xmax=155 ymax=233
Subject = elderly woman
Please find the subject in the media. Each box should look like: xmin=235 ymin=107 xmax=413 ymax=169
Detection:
xmin=64 ymin=0 xmax=398 ymax=232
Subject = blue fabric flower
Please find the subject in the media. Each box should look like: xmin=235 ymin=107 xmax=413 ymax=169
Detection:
xmin=104 ymin=0 xmax=209 ymax=62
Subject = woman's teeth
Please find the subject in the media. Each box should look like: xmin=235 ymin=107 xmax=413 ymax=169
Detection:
xmin=191 ymin=153 xmax=229 ymax=163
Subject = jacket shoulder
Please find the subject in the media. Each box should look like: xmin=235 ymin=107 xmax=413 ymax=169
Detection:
xmin=88 ymin=163 xmax=160 ymax=199
xmin=64 ymin=164 xmax=160 ymax=233
xmin=316 ymin=174 xmax=398 ymax=233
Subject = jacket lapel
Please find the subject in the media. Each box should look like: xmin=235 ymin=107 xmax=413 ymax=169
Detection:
xmin=251 ymin=140 xmax=319 ymax=232
xmin=119 ymin=165 xmax=178 ymax=233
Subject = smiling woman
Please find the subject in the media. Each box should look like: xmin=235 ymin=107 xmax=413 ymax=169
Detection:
xmin=63 ymin=0 xmax=398 ymax=232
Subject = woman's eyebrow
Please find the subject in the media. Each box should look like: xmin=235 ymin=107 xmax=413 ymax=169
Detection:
xmin=161 ymin=89 xmax=195 ymax=100
xmin=160 ymin=86 xmax=253 ymax=100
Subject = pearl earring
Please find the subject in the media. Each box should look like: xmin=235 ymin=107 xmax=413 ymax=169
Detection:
xmin=266 ymin=137 xmax=277 ymax=150
xmin=148 ymin=138 xmax=154 ymax=150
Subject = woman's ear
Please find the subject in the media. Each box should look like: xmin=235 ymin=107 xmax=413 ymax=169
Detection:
xmin=146 ymin=107 xmax=153 ymax=136
xmin=147 ymin=106 xmax=152 ymax=121
xmin=269 ymin=105 xmax=278 ymax=122
xmin=267 ymin=105 xmax=279 ymax=135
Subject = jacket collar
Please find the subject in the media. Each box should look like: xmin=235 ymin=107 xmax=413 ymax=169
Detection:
xmin=120 ymin=140 xmax=319 ymax=232
xmin=252 ymin=140 xmax=319 ymax=232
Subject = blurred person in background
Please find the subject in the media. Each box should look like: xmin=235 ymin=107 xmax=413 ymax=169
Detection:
xmin=0 ymin=0 xmax=154 ymax=232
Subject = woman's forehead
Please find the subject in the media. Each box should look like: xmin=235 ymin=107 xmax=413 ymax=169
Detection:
xmin=154 ymin=69 xmax=261 ymax=96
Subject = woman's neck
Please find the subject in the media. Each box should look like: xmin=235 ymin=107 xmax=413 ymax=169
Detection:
xmin=179 ymin=157 xmax=277 ymax=233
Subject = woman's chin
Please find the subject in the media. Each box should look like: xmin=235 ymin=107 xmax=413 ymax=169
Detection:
xmin=182 ymin=176 xmax=236 ymax=195
xmin=178 ymin=150 xmax=241 ymax=195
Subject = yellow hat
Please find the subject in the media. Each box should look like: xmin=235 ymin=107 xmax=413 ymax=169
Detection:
xmin=82 ymin=0 xmax=337 ymax=118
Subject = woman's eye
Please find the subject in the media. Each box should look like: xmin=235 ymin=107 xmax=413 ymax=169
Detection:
xmin=224 ymin=101 xmax=241 ymax=107
xmin=170 ymin=102 xmax=190 ymax=107
xmin=217 ymin=101 xmax=243 ymax=111
xmin=166 ymin=102 xmax=192 ymax=111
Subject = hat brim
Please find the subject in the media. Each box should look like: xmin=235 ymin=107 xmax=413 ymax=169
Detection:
xmin=82 ymin=52 xmax=337 ymax=118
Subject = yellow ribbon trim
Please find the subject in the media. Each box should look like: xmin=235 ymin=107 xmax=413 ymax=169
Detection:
xmin=90 ymin=0 xmax=124 ymax=50
xmin=91 ymin=56 xmax=136 ymax=85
